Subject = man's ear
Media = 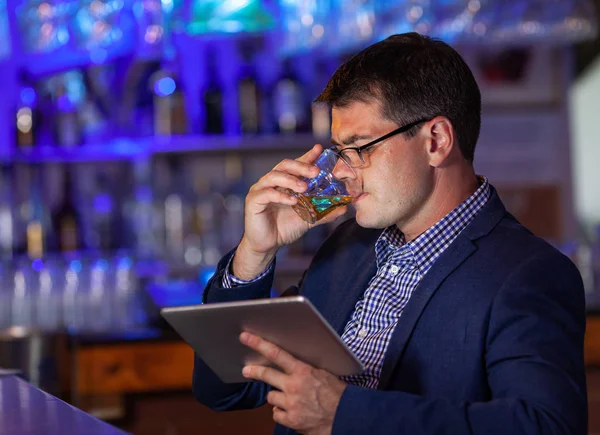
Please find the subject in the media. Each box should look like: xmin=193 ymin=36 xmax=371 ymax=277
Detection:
xmin=424 ymin=117 xmax=455 ymax=168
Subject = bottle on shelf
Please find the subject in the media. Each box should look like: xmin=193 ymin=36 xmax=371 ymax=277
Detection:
xmin=49 ymin=71 xmax=84 ymax=147
xmin=151 ymin=66 xmax=188 ymax=136
xmin=237 ymin=38 xmax=262 ymax=135
xmin=126 ymin=159 xmax=161 ymax=259
xmin=15 ymin=71 xmax=39 ymax=149
xmin=273 ymin=59 xmax=308 ymax=134
xmin=238 ymin=64 xmax=261 ymax=135
xmin=202 ymin=46 xmax=224 ymax=134
xmin=161 ymin=157 xmax=194 ymax=262
xmin=51 ymin=167 xmax=81 ymax=253
xmin=25 ymin=168 xmax=48 ymax=260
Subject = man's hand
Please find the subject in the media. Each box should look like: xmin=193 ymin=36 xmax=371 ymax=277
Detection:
xmin=240 ymin=332 xmax=347 ymax=435
xmin=232 ymin=144 xmax=347 ymax=280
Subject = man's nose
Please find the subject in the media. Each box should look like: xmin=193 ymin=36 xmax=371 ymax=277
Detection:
xmin=332 ymin=158 xmax=356 ymax=180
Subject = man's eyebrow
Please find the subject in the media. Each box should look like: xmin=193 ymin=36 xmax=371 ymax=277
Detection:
xmin=330 ymin=134 xmax=374 ymax=147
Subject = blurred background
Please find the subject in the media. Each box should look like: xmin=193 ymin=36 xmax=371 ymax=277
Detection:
xmin=0 ymin=0 xmax=600 ymax=433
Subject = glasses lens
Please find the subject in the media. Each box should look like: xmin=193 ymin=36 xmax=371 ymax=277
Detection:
xmin=340 ymin=149 xmax=363 ymax=168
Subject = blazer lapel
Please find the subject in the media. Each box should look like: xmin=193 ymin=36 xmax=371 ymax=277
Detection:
xmin=377 ymin=236 xmax=477 ymax=389
xmin=377 ymin=187 xmax=507 ymax=389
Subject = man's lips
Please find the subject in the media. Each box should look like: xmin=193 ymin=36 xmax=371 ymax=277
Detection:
xmin=350 ymin=192 xmax=365 ymax=204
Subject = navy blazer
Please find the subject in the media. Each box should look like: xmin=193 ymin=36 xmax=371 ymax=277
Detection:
xmin=192 ymin=187 xmax=587 ymax=435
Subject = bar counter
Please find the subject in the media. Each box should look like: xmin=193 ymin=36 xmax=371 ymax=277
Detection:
xmin=0 ymin=374 xmax=129 ymax=435
xmin=5 ymin=312 xmax=599 ymax=435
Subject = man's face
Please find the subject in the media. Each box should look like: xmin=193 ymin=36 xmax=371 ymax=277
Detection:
xmin=331 ymin=100 xmax=434 ymax=230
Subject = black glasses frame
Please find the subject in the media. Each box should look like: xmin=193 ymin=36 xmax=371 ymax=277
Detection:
xmin=330 ymin=118 xmax=431 ymax=168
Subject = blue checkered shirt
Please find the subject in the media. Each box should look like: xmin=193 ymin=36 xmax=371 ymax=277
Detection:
xmin=222 ymin=257 xmax=274 ymax=288
xmin=224 ymin=177 xmax=491 ymax=389
xmin=339 ymin=176 xmax=491 ymax=388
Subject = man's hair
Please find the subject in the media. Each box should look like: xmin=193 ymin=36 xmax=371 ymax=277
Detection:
xmin=315 ymin=33 xmax=481 ymax=164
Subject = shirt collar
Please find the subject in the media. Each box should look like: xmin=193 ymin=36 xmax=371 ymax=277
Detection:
xmin=375 ymin=176 xmax=491 ymax=275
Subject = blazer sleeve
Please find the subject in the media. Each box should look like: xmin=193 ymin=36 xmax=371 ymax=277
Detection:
xmin=192 ymin=249 xmax=275 ymax=411
xmin=332 ymin=251 xmax=588 ymax=435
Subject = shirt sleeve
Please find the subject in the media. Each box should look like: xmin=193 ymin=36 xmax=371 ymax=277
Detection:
xmin=222 ymin=252 xmax=275 ymax=288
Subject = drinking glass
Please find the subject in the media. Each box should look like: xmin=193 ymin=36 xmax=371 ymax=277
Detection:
xmin=285 ymin=149 xmax=352 ymax=224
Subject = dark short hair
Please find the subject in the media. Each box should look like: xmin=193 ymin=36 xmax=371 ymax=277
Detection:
xmin=315 ymin=33 xmax=481 ymax=164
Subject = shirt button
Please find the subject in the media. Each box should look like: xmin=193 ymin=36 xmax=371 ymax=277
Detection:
xmin=358 ymin=328 xmax=368 ymax=338
xmin=390 ymin=265 xmax=400 ymax=275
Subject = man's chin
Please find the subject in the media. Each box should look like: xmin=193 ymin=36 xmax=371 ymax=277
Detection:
xmin=355 ymin=211 xmax=389 ymax=230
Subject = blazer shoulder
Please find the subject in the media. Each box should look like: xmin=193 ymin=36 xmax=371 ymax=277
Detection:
xmin=478 ymin=213 xmax=579 ymax=278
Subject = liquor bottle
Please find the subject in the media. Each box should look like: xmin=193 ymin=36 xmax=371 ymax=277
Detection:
xmin=51 ymin=72 xmax=83 ymax=147
xmin=15 ymin=73 xmax=39 ymax=148
xmin=203 ymin=47 xmax=224 ymax=134
xmin=273 ymin=59 xmax=307 ymax=134
xmin=151 ymin=66 xmax=188 ymax=136
xmin=26 ymin=168 xmax=47 ymax=259
xmin=125 ymin=159 xmax=160 ymax=259
xmin=238 ymin=63 xmax=260 ymax=135
xmin=51 ymin=168 xmax=81 ymax=252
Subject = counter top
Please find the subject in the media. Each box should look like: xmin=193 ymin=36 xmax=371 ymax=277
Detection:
xmin=0 ymin=375 xmax=129 ymax=435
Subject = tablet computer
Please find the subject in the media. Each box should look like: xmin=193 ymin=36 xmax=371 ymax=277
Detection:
xmin=160 ymin=295 xmax=364 ymax=383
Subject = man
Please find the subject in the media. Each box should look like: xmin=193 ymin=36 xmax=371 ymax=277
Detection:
xmin=193 ymin=33 xmax=587 ymax=435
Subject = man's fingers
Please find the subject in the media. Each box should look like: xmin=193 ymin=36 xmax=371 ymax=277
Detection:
xmin=252 ymin=170 xmax=308 ymax=194
xmin=272 ymin=158 xmax=320 ymax=181
xmin=266 ymin=390 xmax=287 ymax=410
xmin=296 ymin=143 xmax=323 ymax=164
xmin=247 ymin=187 xmax=298 ymax=209
xmin=242 ymin=365 xmax=286 ymax=391
xmin=240 ymin=332 xmax=300 ymax=373
xmin=272 ymin=406 xmax=289 ymax=427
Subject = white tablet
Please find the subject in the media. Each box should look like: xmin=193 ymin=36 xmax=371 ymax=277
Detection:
xmin=161 ymin=296 xmax=364 ymax=383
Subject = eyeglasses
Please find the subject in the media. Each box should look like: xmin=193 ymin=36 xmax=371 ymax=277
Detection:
xmin=330 ymin=118 xmax=431 ymax=168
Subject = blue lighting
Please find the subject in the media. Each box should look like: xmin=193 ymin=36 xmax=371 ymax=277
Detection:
xmin=95 ymin=259 xmax=109 ymax=270
xmin=198 ymin=267 xmax=216 ymax=287
xmin=90 ymin=48 xmax=108 ymax=64
xmin=161 ymin=0 xmax=174 ymax=13
xmin=154 ymin=77 xmax=176 ymax=96
xmin=32 ymin=259 xmax=44 ymax=271
xmin=69 ymin=260 xmax=82 ymax=273
xmin=93 ymin=193 xmax=113 ymax=214
xmin=118 ymin=257 xmax=133 ymax=269
xmin=20 ymin=87 xmax=37 ymax=107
